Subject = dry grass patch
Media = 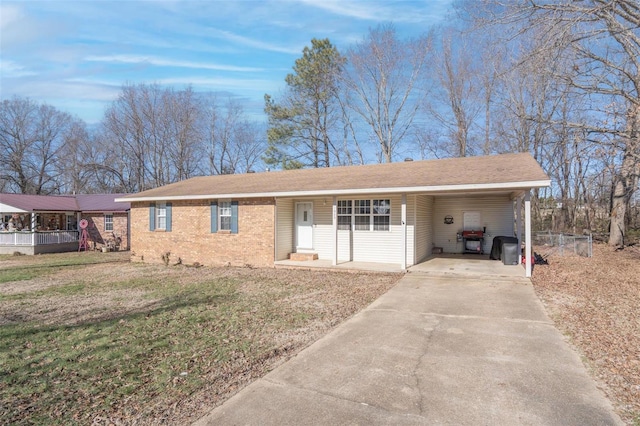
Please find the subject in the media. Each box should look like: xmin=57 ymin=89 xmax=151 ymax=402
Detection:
xmin=532 ymin=243 xmax=640 ymax=425
xmin=0 ymin=252 xmax=402 ymax=425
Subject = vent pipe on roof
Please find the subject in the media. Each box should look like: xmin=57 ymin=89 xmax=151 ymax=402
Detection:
xmin=404 ymin=158 xmax=413 ymax=162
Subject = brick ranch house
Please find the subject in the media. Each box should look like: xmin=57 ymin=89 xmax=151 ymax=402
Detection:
xmin=117 ymin=153 xmax=549 ymax=277
xmin=0 ymin=193 xmax=130 ymax=255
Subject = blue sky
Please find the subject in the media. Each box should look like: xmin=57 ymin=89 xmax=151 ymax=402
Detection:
xmin=1 ymin=0 xmax=454 ymax=124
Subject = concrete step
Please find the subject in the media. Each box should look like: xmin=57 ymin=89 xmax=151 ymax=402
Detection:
xmin=288 ymin=252 xmax=318 ymax=261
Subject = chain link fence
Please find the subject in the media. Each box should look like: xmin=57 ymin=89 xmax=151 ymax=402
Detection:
xmin=533 ymin=231 xmax=593 ymax=258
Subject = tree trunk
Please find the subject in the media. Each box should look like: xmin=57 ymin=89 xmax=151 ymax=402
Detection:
xmin=609 ymin=105 xmax=640 ymax=247
xmin=609 ymin=150 xmax=637 ymax=247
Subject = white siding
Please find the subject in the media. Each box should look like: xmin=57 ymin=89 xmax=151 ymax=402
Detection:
xmin=350 ymin=194 xmax=403 ymax=264
xmin=415 ymin=195 xmax=434 ymax=263
xmin=312 ymin=200 xmax=334 ymax=260
xmin=405 ymin=195 xmax=415 ymax=267
xmin=432 ymin=195 xmax=514 ymax=254
xmin=275 ymin=198 xmax=294 ymax=260
xmin=301 ymin=194 xmax=409 ymax=265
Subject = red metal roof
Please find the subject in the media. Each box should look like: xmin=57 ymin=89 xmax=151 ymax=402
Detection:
xmin=0 ymin=193 xmax=130 ymax=212
xmin=0 ymin=194 xmax=78 ymax=212
xmin=75 ymin=194 xmax=130 ymax=212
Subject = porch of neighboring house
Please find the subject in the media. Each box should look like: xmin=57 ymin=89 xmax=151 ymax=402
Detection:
xmin=0 ymin=211 xmax=80 ymax=255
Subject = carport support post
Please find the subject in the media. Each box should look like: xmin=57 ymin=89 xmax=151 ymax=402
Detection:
xmin=332 ymin=196 xmax=337 ymax=266
xmin=516 ymin=196 xmax=522 ymax=264
xmin=525 ymin=191 xmax=532 ymax=278
xmin=401 ymin=194 xmax=407 ymax=271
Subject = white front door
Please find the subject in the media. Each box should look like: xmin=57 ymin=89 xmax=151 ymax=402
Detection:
xmin=296 ymin=202 xmax=313 ymax=250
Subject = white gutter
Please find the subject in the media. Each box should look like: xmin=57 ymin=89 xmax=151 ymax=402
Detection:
xmin=116 ymin=179 xmax=551 ymax=203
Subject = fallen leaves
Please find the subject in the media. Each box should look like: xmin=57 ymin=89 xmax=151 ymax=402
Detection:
xmin=532 ymin=243 xmax=640 ymax=425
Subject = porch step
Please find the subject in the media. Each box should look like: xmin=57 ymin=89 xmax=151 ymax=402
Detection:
xmin=289 ymin=252 xmax=318 ymax=261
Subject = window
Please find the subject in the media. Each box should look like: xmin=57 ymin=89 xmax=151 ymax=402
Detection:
xmin=104 ymin=214 xmax=113 ymax=231
xmin=156 ymin=203 xmax=167 ymax=230
xmin=354 ymin=200 xmax=371 ymax=230
xmin=373 ymin=199 xmax=390 ymax=231
xmin=219 ymin=201 xmax=231 ymax=231
xmin=337 ymin=200 xmax=352 ymax=230
xmin=149 ymin=202 xmax=171 ymax=231
xmin=340 ymin=198 xmax=391 ymax=231
xmin=66 ymin=215 xmax=77 ymax=231
xmin=211 ymin=200 xmax=238 ymax=234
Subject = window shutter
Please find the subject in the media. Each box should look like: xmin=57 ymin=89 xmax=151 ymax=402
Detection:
xmin=210 ymin=202 xmax=218 ymax=233
xmin=231 ymin=201 xmax=238 ymax=234
xmin=149 ymin=204 xmax=155 ymax=231
xmin=165 ymin=203 xmax=172 ymax=232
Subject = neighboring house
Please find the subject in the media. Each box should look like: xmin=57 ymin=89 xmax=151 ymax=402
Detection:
xmin=0 ymin=193 xmax=130 ymax=255
xmin=118 ymin=153 xmax=550 ymax=277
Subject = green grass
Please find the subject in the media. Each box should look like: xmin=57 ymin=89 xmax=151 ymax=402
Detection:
xmin=0 ymin=251 xmax=128 ymax=284
xmin=0 ymin=257 xmax=318 ymax=425
xmin=1 ymin=281 xmax=250 ymax=424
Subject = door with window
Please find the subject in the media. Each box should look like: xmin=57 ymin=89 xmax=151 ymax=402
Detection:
xmin=295 ymin=202 xmax=313 ymax=250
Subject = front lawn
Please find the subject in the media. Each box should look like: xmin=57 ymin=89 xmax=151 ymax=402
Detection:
xmin=0 ymin=252 xmax=402 ymax=424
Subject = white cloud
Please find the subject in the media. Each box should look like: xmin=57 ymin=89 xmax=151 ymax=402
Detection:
xmin=207 ymin=28 xmax=301 ymax=55
xmin=155 ymin=76 xmax=277 ymax=93
xmin=0 ymin=59 xmax=36 ymax=77
xmin=0 ymin=4 xmax=22 ymax=29
xmin=83 ymin=55 xmax=264 ymax=72
xmin=297 ymin=0 xmax=451 ymax=23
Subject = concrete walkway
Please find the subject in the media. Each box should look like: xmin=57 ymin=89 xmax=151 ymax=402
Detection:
xmin=195 ymin=272 xmax=622 ymax=425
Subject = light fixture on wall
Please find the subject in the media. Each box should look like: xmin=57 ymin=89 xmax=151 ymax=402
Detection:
xmin=323 ymin=199 xmax=326 ymax=206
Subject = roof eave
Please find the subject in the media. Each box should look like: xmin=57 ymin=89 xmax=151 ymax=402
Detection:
xmin=117 ymin=180 xmax=551 ymax=203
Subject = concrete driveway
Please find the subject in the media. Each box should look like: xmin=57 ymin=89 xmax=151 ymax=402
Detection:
xmin=195 ymin=271 xmax=622 ymax=425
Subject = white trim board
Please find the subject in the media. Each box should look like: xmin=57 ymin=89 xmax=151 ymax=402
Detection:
xmin=117 ymin=180 xmax=551 ymax=203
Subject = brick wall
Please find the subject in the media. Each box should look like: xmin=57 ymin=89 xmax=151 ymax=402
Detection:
xmin=129 ymin=198 xmax=275 ymax=267
xmin=82 ymin=212 xmax=129 ymax=250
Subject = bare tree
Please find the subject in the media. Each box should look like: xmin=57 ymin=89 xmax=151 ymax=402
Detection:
xmin=342 ymin=24 xmax=431 ymax=162
xmin=56 ymin=119 xmax=94 ymax=194
xmin=0 ymin=96 xmax=73 ymax=194
xmin=470 ymin=0 xmax=640 ymax=246
xmin=205 ymin=96 xmax=265 ymax=174
xmin=164 ymin=86 xmax=203 ymax=181
xmin=426 ymin=28 xmax=483 ymax=157
xmin=101 ymin=84 xmax=207 ymax=191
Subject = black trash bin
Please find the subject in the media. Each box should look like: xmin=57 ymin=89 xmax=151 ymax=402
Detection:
xmin=501 ymin=242 xmax=519 ymax=265
xmin=490 ymin=236 xmax=519 ymax=262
